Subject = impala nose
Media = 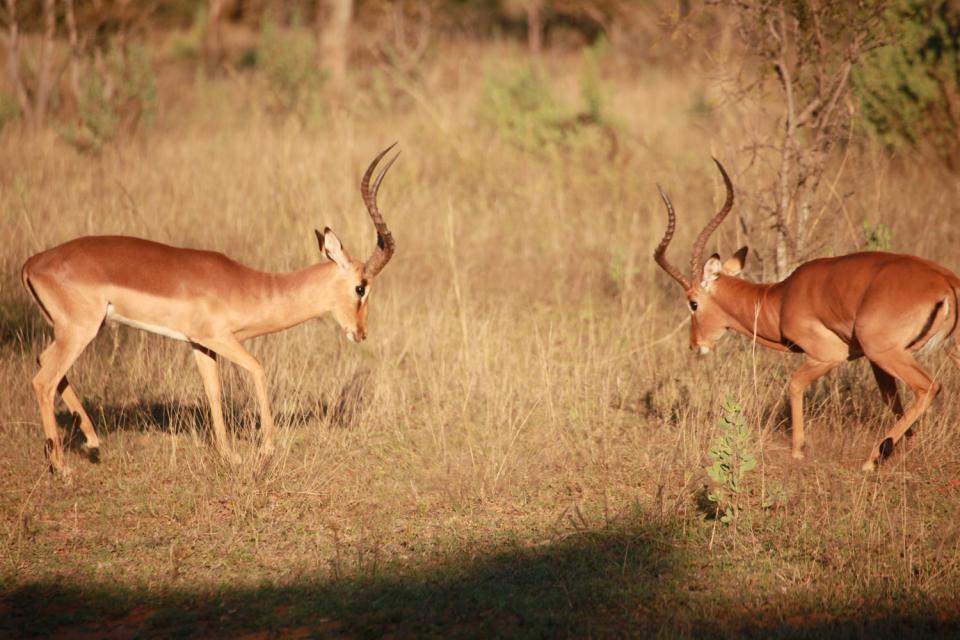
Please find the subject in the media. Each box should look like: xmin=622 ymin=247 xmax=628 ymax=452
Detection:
xmin=692 ymin=344 xmax=711 ymax=356
xmin=347 ymin=330 xmax=366 ymax=343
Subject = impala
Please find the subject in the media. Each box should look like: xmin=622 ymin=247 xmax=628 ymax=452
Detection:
xmin=654 ymin=159 xmax=960 ymax=471
xmin=22 ymin=144 xmax=400 ymax=475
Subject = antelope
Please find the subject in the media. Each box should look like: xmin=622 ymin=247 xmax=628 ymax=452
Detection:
xmin=21 ymin=144 xmax=400 ymax=475
xmin=654 ymin=159 xmax=960 ymax=471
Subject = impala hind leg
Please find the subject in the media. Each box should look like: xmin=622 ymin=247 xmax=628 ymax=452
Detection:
xmin=33 ymin=328 xmax=99 ymax=475
xmin=870 ymin=361 xmax=904 ymax=420
xmin=192 ymin=345 xmax=240 ymax=464
xmin=57 ymin=376 xmax=101 ymax=462
xmin=194 ymin=337 xmax=276 ymax=457
xmin=862 ymin=352 xmax=939 ymax=471
xmin=871 ymin=360 xmax=910 ymax=437
xmin=787 ymin=358 xmax=843 ymax=460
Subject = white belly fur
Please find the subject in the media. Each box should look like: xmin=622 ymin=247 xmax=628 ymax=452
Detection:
xmin=106 ymin=303 xmax=190 ymax=342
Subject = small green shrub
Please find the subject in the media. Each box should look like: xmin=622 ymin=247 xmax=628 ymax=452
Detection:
xmin=169 ymin=4 xmax=208 ymax=62
xmin=0 ymin=92 xmax=20 ymax=131
xmin=257 ymin=18 xmax=325 ymax=121
xmin=479 ymin=64 xmax=571 ymax=150
xmin=579 ymin=37 xmax=610 ymax=125
xmin=705 ymin=396 xmax=757 ymax=524
xmin=862 ymin=220 xmax=893 ymax=251
xmin=605 ymin=243 xmax=641 ymax=299
xmin=854 ymin=0 xmax=960 ymax=168
xmin=479 ymin=41 xmax=617 ymax=154
xmin=64 ymin=44 xmax=157 ymax=153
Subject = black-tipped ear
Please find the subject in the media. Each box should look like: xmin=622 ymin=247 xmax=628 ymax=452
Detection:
xmin=320 ymin=227 xmax=350 ymax=270
xmin=315 ymin=229 xmax=324 ymax=253
xmin=709 ymin=253 xmax=720 ymax=262
xmin=722 ymin=246 xmax=748 ymax=276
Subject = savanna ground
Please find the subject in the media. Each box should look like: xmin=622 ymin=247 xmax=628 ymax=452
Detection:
xmin=3 ymin=32 xmax=960 ymax=640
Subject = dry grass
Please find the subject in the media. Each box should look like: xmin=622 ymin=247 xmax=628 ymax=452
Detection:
xmin=2 ymin=41 xmax=960 ymax=638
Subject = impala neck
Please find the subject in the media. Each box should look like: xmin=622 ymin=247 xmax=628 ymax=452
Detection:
xmin=713 ymin=276 xmax=789 ymax=351
xmin=240 ymin=262 xmax=343 ymax=339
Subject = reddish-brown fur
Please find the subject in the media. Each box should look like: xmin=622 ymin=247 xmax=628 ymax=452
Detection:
xmin=22 ymin=145 xmax=398 ymax=475
xmin=655 ymin=161 xmax=960 ymax=470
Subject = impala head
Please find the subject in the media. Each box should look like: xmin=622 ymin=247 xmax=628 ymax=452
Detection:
xmin=316 ymin=143 xmax=399 ymax=343
xmin=653 ymin=158 xmax=745 ymax=355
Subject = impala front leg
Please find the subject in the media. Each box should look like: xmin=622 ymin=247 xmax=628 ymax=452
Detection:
xmin=192 ymin=345 xmax=240 ymax=464
xmin=195 ymin=337 xmax=276 ymax=457
xmin=787 ymin=358 xmax=842 ymax=460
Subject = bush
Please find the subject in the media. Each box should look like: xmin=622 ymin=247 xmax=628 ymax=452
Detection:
xmin=479 ymin=44 xmax=617 ymax=154
xmin=64 ymin=44 xmax=158 ymax=153
xmin=0 ymin=92 xmax=20 ymax=131
xmin=479 ymin=64 xmax=571 ymax=150
xmin=169 ymin=3 xmax=208 ymax=62
xmin=862 ymin=220 xmax=893 ymax=251
xmin=705 ymin=396 xmax=757 ymax=525
xmin=854 ymin=0 xmax=960 ymax=168
xmin=579 ymin=37 xmax=610 ymax=124
xmin=257 ymin=18 xmax=325 ymax=122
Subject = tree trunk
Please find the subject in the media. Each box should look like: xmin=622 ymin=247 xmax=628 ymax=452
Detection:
xmin=3 ymin=0 xmax=58 ymax=131
xmin=31 ymin=0 xmax=57 ymax=130
xmin=63 ymin=0 xmax=82 ymax=117
xmin=205 ymin=0 xmax=224 ymax=65
xmin=526 ymin=1 xmax=542 ymax=58
xmin=318 ymin=0 xmax=353 ymax=88
xmin=3 ymin=0 xmax=31 ymax=122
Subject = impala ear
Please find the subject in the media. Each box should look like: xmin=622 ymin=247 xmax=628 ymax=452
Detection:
xmin=702 ymin=253 xmax=723 ymax=288
xmin=722 ymin=246 xmax=748 ymax=276
xmin=318 ymin=227 xmax=350 ymax=270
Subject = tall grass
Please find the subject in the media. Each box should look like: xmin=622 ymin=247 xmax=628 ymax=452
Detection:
xmin=2 ymin=41 xmax=960 ymax=637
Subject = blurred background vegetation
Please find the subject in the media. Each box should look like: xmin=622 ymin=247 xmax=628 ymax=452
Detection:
xmin=5 ymin=3 xmax=960 ymax=636
xmin=2 ymin=0 xmax=959 ymax=272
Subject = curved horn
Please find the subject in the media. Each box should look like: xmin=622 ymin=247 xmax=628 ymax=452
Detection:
xmin=361 ymin=143 xmax=400 ymax=279
xmin=653 ymin=185 xmax=691 ymax=290
xmin=689 ymin=157 xmax=734 ymax=283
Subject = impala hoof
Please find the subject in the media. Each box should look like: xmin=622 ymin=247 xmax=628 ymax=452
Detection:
xmin=260 ymin=442 xmax=276 ymax=457
xmin=879 ymin=437 xmax=894 ymax=459
xmin=52 ymin=464 xmax=74 ymax=482
xmin=83 ymin=445 xmax=101 ymax=464
xmin=791 ymin=449 xmax=805 ymax=461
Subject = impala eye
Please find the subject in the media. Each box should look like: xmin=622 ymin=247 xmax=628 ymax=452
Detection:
xmin=689 ymin=300 xmax=699 ymax=312
xmin=355 ymin=285 xmax=366 ymax=298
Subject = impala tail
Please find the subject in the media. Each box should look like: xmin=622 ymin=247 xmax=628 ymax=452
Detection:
xmin=912 ymin=288 xmax=960 ymax=355
xmin=21 ymin=260 xmax=53 ymax=325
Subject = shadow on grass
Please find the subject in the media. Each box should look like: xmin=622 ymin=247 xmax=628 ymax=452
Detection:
xmin=3 ymin=515 xmax=958 ymax=639
xmin=54 ymin=401 xmax=320 ymax=448
xmin=52 ymin=379 xmax=374 ymax=454
xmin=6 ymin=517 xmax=676 ymax=639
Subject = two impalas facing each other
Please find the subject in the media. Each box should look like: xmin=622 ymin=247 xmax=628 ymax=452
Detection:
xmin=22 ymin=144 xmax=401 ymax=475
xmin=654 ymin=160 xmax=960 ymax=471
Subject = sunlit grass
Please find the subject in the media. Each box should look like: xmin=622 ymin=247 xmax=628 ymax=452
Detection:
xmin=2 ymin=43 xmax=960 ymax=637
